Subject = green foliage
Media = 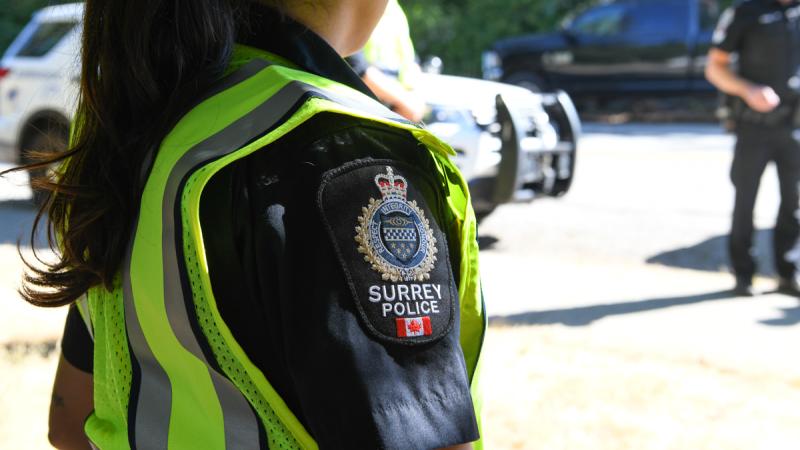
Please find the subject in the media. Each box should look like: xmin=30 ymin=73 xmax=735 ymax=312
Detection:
xmin=404 ymin=0 xmax=595 ymax=76
xmin=1 ymin=1 xmax=735 ymax=77
xmin=0 ymin=0 xmax=70 ymax=57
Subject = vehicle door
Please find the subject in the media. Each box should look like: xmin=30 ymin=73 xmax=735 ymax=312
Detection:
xmin=550 ymin=0 xmax=693 ymax=95
xmin=544 ymin=2 xmax=632 ymax=95
xmin=606 ymin=0 xmax=694 ymax=94
xmin=0 ymin=17 xmax=80 ymax=121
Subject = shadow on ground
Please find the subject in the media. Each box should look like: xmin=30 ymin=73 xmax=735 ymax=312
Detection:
xmin=478 ymin=235 xmax=499 ymax=251
xmin=490 ymin=290 xmax=736 ymax=327
xmin=646 ymin=229 xmax=776 ymax=277
xmin=0 ymin=200 xmax=46 ymax=249
xmin=579 ymin=96 xmax=718 ymax=124
xmin=761 ymin=303 xmax=800 ymax=326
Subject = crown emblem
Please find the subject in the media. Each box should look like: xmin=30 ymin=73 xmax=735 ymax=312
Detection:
xmin=356 ymin=165 xmax=437 ymax=282
xmin=375 ymin=167 xmax=408 ymax=201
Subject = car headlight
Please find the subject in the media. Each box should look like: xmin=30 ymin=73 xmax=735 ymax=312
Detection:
xmin=482 ymin=51 xmax=503 ymax=81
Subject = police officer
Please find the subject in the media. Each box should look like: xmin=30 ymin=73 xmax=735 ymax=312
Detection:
xmin=347 ymin=0 xmax=427 ymax=122
xmin=363 ymin=0 xmax=421 ymax=89
xmin=17 ymin=0 xmax=485 ymax=449
xmin=706 ymin=0 xmax=800 ymax=296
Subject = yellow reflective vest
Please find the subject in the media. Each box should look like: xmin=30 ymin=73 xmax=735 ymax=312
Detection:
xmin=77 ymin=48 xmax=486 ymax=450
xmin=363 ymin=0 xmax=419 ymax=88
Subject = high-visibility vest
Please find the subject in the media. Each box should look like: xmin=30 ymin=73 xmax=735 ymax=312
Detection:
xmin=76 ymin=48 xmax=486 ymax=450
xmin=363 ymin=0 xmax=419 ymax=88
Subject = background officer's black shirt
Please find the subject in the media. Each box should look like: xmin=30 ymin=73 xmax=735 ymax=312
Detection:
xmin=62 ymin=4 xmax=479 ymax=449
xmin=713 ymin=0 xmax=800 ymax=100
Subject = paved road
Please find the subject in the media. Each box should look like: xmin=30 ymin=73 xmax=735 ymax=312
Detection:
xmin=477 ymin=123 xmax=800 ymax=448
xmin=481 ymin=122 xmax=799 ymax=365
xmin=0 ymin=165 xmax=31 ymax=202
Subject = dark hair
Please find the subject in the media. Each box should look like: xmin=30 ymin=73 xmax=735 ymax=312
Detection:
xmin=4 ymin=0 xmax=257 ymax=307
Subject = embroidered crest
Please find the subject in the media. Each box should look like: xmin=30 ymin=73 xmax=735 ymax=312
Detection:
xmin=355 ymin=166 xmax=438 ymax=282
xmin=319 ymin=159 xmax=456 ymax=345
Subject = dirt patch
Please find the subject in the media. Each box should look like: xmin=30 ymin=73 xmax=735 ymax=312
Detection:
xmin=3 ymin=323 xmax=799 ymax=449
xmin=481 ymin=325 xmax=800 ymax=450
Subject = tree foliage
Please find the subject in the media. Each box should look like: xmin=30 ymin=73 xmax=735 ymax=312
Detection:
xmin=404 ymin=0 xmax=595 ymax=76
xmin=3 ymin=0 xmax=595 ymax=77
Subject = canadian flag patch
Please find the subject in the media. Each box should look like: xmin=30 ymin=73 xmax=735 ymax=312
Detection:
xmin=396 ymin=317 xmax=433 ymax=338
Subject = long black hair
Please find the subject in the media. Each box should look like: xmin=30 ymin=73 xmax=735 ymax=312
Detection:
xmin=5 ymin=0 xmax=260 ymax=307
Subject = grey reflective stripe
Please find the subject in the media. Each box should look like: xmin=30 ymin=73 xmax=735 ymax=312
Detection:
xmin=158 ymin=81 xmax=313 ymax=450
xmin=312 ymin=83 xmax=412 ymax=125
xmin=137 ymin=59 xmax=272 ymax=187
xmin=124 ymin=252 xmax=172 ymax=450
xmin=127 ymin=60 xmax=411 ymax=450
xmin=124 ymin=61 xmax=271 ymax=450
xmin=161 ymin=143 xmax=261 ymax=448
xmin=75 ymin=296 xmax=94 ymax=342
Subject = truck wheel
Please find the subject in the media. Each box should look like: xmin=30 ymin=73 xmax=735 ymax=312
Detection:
xmin=21 ymin=122 xmax=69 ymax=206
xmin=503 ymin=71 xmax=545 ymax=93
xmin=542 ymin=91 xmax=580 ymax=197
xmin=474 ymin=206 xmax=497 ymax=223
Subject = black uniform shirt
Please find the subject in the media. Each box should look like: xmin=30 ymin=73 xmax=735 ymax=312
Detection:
xmin=713 ymin=0 xmax=800 ymax=100
xmin=62 ymin=5 xmax=479 ymax=449
xmin=345 ymin=51 xmax=371 ymax=78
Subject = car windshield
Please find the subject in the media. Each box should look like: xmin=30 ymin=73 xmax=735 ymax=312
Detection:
xmin=14 ymin=21 xmax=76 ymax=58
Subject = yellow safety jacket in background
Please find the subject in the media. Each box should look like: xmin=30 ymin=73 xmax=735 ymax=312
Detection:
xmin=363 ymin=0 xmax=419 ymax=88
xmin=75 ymin=47 xmax=486 ymax=450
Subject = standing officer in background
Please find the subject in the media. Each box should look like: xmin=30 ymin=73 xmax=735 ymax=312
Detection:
xmin=362 ymin=0 xmax=421 ymax=89
xmin=347 ymin=0 xmax=427 ymax=122
xmin=706 ymin=0 xmax=800 ymax=296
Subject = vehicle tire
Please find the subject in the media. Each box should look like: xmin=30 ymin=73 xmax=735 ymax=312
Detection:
xmin=474 ymin=206 xmax=497 ymax=223
xmin=20 ymin=121 xmax=69 ymax=206
xmin=542 ymin=91 xmax=580 ymax=197
xmin=503 ymin=71 xmax=546 ymax=93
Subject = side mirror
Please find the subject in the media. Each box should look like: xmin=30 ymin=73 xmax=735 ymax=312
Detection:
xmin=422 ymin=56 xmax=443 ymax=74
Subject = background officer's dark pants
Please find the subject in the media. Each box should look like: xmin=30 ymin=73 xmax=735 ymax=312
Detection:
xmin=730 ymin=125 xmax=800 ymax=281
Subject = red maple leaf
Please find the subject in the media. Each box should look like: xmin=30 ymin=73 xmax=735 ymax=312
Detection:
xmin=407 ymin=320 xmax=422 ymax=333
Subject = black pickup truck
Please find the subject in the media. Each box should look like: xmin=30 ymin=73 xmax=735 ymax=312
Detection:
xmin=483 ymin=0 xmax=727 ymax=99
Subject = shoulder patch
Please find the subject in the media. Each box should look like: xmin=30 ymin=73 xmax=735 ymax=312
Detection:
xmin=355 ymin=166 xmax=438 ymax=282
xmin=318 ymin=159 xmax=456 ymax=346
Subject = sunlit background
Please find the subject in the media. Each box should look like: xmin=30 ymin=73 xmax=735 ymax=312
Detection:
xmin=2 ymin=1 xmax=799 ymax=449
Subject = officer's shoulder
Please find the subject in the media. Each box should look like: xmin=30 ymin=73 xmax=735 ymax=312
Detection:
xmin=733 ymin=0 xmax=766 ymax=16
xmin=286 ymin=113 xmax=433 ymax=171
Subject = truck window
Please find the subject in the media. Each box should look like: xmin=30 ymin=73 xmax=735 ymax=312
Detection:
xmin=700 ymin=0 xmax=734 ymax=31
xmin=568 ymin=4 xmax=629 ymax=37
xmin=15 ymin=21 xmax=76 ymax=58
xmin=625 ymin=1 xmax=689 ymax=40
xmin=699 ymin=0 xmax=720 ymax=31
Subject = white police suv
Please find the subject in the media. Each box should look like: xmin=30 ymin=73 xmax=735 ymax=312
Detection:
xmin=0 ymin=3 xmax=80 ymax=166
xmin=0 ymin=3 xmax=579 ymax=217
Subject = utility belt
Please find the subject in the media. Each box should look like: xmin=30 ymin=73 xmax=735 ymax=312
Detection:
xmin=726 ymin=95 xmax=800 ymax=130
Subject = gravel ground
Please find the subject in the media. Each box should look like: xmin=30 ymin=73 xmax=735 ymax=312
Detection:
xmin=2 ymin=123 xmax=800 ymax=449
xmin=482 ymin=326 xmax=800 ymax=450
